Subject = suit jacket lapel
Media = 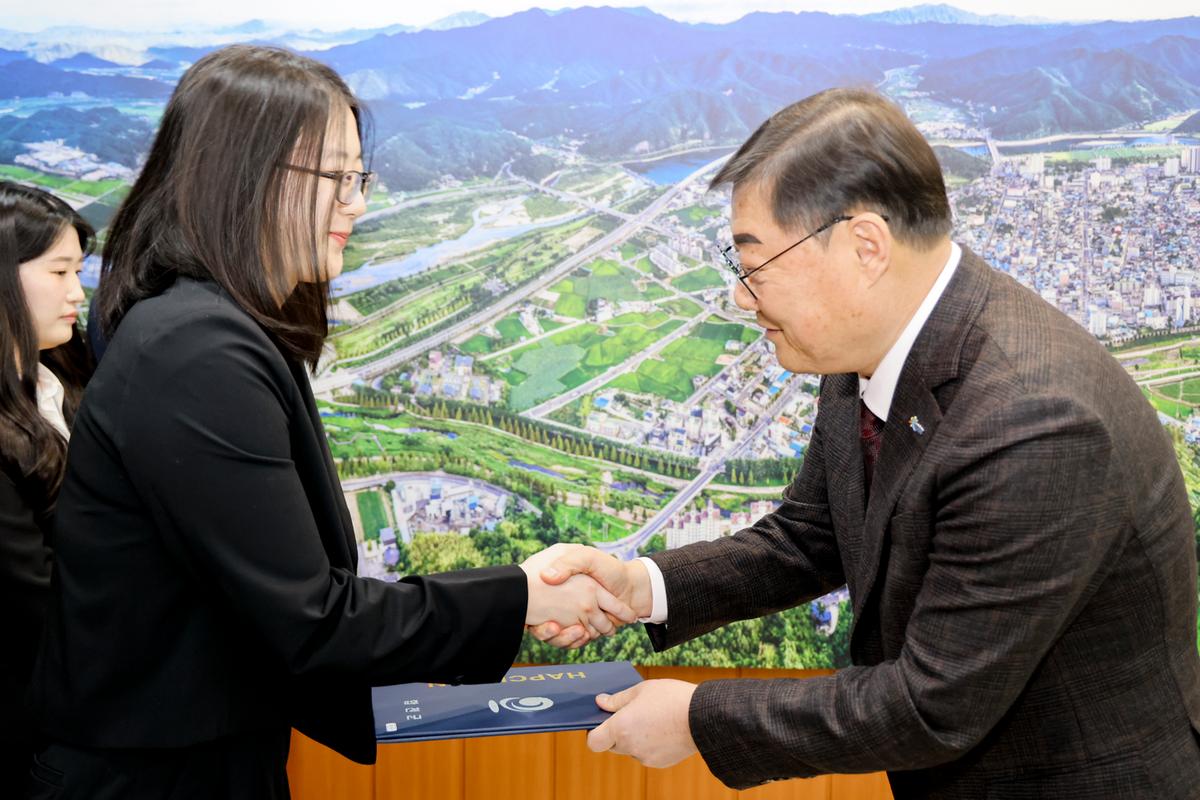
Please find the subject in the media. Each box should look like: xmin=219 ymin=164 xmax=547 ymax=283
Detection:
xmin=819 ymin=373 xmax=867 ymax=566
xmin=849 ymin=247 xmax=993 ymax=625
xmin=852 ymin=373 xmax=943 ymax=620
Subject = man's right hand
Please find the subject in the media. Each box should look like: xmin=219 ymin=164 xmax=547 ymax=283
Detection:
xmin=528 ymin=547 xmax=653 ymax=648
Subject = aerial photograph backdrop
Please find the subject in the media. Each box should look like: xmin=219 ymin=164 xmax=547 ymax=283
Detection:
xmin=4 ymin=0 xmax=1199 ymax=667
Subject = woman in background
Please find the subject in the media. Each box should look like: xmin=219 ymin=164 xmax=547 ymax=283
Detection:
xmin=0 ymin=181 xmax=92 ymax=792
xmin=28 ymin=45 xmax=628 ymax=800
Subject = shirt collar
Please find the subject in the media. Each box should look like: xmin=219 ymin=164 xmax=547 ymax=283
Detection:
xmin=858 ymin=242 xmax=961 ymax=422
xmin=36 ymin=362 xmax=70 ymax=441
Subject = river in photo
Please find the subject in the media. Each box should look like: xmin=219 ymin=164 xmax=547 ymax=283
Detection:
xmin=947 ymin=143 xmax=990 ymax=158
xmin=625 ymin=147 xmax=736 ymax=186
xmin=330 ymin=201 xmax=585 ymax=297
xmin=996 ymin=134 xmax=1200 ymax=156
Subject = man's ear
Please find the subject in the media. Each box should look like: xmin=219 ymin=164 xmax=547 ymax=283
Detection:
xmin=849 ymin=212 xmax=891 ymax=286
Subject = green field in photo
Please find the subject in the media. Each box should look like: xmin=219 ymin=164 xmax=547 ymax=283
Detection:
xmin=524 ymin=194 xmax=578 ymax=220
xmin=509 ymin=344 xmax=584 ymax=410
xmin=356 ymin=490 xmax=390 ymax=540
xmin=502 ymin=317 xmax=685 ymax=409
xmin=659 ymin=297 xmax=703 ymax=317
xmin=552 ymin=504 xmax=635 ymax=543
xmin=1157 ymin=378 xmax=1200 ymax=404
xmin=671 ymin=265 xmax=726 ymax=292
xmin=496 ymin=314 xmax=534 ymax=342
xmin=459 ymin=334 xmax=496 ymax=355
xmin=606 ymin=321 xmax=756 ymax=401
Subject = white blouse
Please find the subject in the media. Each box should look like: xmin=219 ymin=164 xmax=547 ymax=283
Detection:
xmin=36 ymin=363 xmax=70 ymax=441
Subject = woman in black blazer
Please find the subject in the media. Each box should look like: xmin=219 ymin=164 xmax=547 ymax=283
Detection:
xmin=0 ymin=182 xmax=93 ymax=792
xmin=29 ymin=45 xmax=631 ymax=799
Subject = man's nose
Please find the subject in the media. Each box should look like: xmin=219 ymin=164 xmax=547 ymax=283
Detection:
xmin=732 ymin=279 xmax=757 ymax=312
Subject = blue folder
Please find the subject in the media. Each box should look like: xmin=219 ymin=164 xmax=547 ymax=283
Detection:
xmin=373 ymin=661 xmax=643 ymax=742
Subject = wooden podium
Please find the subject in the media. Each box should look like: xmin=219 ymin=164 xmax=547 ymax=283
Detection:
xmin=286 ymin=666 xmax=893 ymax=800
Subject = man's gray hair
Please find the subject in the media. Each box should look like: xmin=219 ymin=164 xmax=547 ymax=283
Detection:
xmin=711 ymin=88 xmax=952 ymax=249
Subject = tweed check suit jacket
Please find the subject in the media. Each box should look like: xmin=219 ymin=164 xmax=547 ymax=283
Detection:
xmin=646 ymin=247 xmax=1200 ymax=798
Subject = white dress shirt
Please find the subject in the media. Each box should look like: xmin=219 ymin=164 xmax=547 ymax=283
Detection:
xmin=858 ymin=242 xmax=961 ymax=421
xmin=637 ymin=242 xmax=962 ymax=625
xmin=37 ymin=362 xmax=71 ymax=441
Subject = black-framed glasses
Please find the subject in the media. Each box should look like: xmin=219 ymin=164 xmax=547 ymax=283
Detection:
xmin=281 ymin=164 xmax=376 ymax=205
xmin=717 ymin=214 xmax=888 ymax=300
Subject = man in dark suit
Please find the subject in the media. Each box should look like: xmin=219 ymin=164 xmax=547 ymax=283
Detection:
xmin=536 ymin=88 xmax=1200 ymax=797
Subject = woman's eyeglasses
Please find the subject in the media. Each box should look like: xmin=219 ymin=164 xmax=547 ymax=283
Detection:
xmin=281 ymin=165 xmax=376 ymax=205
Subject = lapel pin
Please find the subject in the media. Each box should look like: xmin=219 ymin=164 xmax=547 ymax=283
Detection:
xmin=908 ymin=416 xmax=925 ymax=436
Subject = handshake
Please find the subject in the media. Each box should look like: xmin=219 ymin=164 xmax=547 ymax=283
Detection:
xmin=519 ymin=543 xmax=653 ymax=648
xmin=519 ymin=543 xmax=699 ymax=768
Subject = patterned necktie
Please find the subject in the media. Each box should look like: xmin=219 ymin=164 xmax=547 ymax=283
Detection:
xmin=860 ymin=400 xmax=885 ymax=495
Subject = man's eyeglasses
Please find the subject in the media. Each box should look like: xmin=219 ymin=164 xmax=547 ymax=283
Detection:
xmin=717 ymin=214 xmax=889 ymax=300
xmin=281 ymin=164 xmax=376 ymax=205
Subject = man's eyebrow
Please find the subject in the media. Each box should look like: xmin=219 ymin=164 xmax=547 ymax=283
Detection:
xmin=733 ymin=232 xmax=762 ymax=245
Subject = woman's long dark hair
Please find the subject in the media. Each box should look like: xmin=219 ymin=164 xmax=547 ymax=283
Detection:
xmin=0 ymin=181 xmax=95 ymax=514
xmin=94 ymin=45 xmax=368 ymax=368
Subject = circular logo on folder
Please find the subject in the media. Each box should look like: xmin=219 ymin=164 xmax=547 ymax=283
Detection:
xmin=487 ymin=696 xmax=555 ymax=713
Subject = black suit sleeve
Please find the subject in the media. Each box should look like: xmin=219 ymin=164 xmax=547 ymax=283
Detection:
xmin=644 ymin=417 xmax=844 ymax=650
xmin=115 ymin=311 xmax=526 ymax=685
